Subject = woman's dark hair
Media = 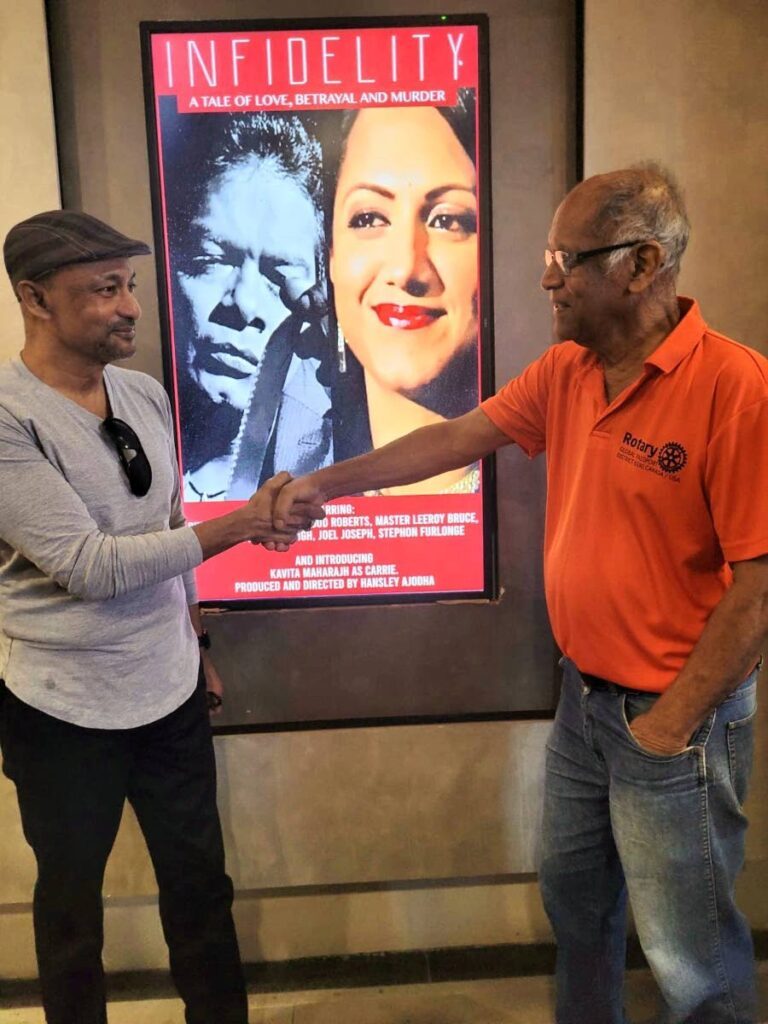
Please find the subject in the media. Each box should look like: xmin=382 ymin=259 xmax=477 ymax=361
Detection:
xmin=336 ymin=87 xmax=476 ymax=181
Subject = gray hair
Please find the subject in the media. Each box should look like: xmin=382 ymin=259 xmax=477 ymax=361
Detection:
xmin=596 ymin=163 xmax=690 ymax=278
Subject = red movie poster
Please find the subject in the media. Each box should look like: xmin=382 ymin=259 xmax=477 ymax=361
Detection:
xmin=141 ymin=16 xmax=495 ymax=607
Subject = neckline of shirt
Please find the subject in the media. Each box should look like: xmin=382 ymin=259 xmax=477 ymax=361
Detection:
xmin=12 ymin=356 xmax=118 ymax=426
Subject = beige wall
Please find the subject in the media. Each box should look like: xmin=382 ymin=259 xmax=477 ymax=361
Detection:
xmin=584 ymin=0 xmax=768 ymax=356
xmin=0 ymin=0 xmax=60 ymax=360
xmin=1 ymin=0 xmax=768 ymax=981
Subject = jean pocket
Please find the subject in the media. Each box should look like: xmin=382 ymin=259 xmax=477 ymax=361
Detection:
xmin=727 ymin=709 xmax=756 ymax=807
xmin=621 ymin=693 xmax=713 ymax=761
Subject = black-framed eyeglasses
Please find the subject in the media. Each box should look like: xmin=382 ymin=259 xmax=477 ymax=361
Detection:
xmin=544 ymin=239 xmax=647 ymax=277
xmin=102 ymin=417 xmax=152 ymax=497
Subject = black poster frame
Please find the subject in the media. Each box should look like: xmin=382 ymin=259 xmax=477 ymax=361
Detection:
xmin=140 ymin=14 xmax=497 ymax=612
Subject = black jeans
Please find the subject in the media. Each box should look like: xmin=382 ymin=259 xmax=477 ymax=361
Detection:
xmin=0 ymin=675 xmax=247 ymax=1024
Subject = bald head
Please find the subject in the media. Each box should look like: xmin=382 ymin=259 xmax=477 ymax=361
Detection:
xmin=565 ymin=164 xmax=690 ymax=278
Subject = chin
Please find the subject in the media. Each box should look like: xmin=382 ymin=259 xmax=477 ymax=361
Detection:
xmin=102 ymin=344 xmax=135 ymax=363
xmin=551 ymin=320 xmax=574 ymax=343
xmin=196 ymin=374 xmax=251 ymax=412
xmin=399 ymin=339 xmax=479 ymax=419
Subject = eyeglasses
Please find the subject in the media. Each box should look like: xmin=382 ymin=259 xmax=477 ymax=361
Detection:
xmin=544 ymin=239 xmax=646 ymax=276
xmin=102 ymin=417 xmax=152 ymax=497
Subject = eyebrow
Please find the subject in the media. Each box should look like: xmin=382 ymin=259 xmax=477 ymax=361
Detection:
xmin=91 ymin=271 xmax=137 ymax=285
xmin=340 ymin=182 xmax=477 ymax=205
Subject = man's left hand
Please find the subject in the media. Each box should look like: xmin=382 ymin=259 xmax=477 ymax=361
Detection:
xmin=629 ymin=711 xmax=689 ymax=756
xmin=201 ymin=651 xmax=224 ymax=717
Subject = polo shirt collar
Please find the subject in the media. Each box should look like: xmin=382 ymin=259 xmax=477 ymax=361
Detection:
xmin=644 ymin=297 xmax=705 ymax=374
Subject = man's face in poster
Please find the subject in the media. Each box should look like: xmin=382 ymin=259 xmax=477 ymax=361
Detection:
xmin=177 ymin=154 xmax=320 ymax=412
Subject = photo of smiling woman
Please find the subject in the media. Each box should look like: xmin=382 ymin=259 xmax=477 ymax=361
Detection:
xmin=329 ymin=90 xmax=481 ymax=494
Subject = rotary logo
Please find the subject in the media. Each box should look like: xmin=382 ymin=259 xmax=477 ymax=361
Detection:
xmin=657 ymin=442 xmax=688 ymax=475
xmin=617 ymin=432 xmax=688 ymax=481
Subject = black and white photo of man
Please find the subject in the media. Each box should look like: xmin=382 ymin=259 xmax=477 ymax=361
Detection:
xmin=163 ymin=105 xmax=333 ymax=500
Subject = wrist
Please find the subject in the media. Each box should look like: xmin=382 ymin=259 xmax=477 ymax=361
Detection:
xmin=228 ymin=505 xmax=262 ymax=544
xmin=193 ymin=508 xmax=254 ymax=558
xmin=307 ymin=468 xmax=335 ymax=503
xmin=633 ymin=705 xmax=695 ymax=749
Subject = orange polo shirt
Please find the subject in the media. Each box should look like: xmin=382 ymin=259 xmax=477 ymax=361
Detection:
xmin=481 ymin=298 xmax=768 ymax=691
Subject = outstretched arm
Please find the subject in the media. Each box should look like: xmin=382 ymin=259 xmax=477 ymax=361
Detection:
xmin=274 ymin=408 xmax=510 ymax=528
xmin=0 ymin=430 xmax=317 ymax=600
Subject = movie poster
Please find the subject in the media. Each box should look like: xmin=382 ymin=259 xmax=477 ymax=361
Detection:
xmin=142 ymin=16 xmax=495 ymax=607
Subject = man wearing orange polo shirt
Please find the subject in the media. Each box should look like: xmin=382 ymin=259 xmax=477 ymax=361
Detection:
xmin=273 ymin=164 xmax=768 ymax=1023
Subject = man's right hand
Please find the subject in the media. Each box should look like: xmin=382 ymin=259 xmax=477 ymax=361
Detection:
xmin=243 ymin=472 xmax=324 ymax=549
xmin=192 ymin=472 xmax=324 ymax=559
xmin=272 ymin=474 xmax=328 ymax=534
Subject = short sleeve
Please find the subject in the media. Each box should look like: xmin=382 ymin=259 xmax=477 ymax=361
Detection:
xmin=480 ymin=347 xmax=559 ymax=458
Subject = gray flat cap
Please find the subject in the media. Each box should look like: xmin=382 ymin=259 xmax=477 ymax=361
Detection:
xmin=4 ymin=210 xmax=151 ymax=285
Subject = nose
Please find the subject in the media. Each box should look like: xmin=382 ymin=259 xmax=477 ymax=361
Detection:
xmin=214 ymin=257 xmax=280 ymax=331
xmin=118 ymin=287 xmax=141 ymax=321
xmin=540 ymin=253 xmax=564 ymax=292
xmin=383 ymin=219 xmax=439 ymax=297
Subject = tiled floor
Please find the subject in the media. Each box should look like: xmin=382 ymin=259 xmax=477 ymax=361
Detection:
xmin=1 ymin=965 xmax=766 ymax=1023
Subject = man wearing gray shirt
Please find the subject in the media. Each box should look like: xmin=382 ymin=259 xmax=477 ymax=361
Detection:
xmin=0 ymin=211 xmax=318 ymax=1024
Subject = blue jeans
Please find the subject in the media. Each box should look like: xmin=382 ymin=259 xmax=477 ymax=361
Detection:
xmin=540 ymin=658 xmax=758 ymax=1024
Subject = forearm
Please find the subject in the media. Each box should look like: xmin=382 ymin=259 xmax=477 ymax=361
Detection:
xmin=62 ymin=526 xmax=202 ymax=600
xmin=637 ymin=568 xmax=768 ymax=747
xmin=305 ymin=410 xmax=505 ymax=501
xmin=192 ymin=507 xmax=254 ymax=560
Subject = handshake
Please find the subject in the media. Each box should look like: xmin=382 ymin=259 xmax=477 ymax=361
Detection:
xmin=191 ymin=471 xmax=330 ymax=565
xmin=244 ymin=471 xmax=327 ymax=552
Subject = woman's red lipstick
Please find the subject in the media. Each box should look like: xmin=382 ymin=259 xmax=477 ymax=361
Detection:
xmin=372 ymin=304 xmax=443 ymax=330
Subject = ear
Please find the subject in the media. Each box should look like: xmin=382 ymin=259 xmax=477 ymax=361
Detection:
xmin=627 ymin=241 xmax=666 ymax=294
xmin=16 ymin=280 xmax=52 ymax=320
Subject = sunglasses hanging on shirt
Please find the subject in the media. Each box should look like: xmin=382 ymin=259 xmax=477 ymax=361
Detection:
xmin=102 ymin=417 xmax=152 ymax=497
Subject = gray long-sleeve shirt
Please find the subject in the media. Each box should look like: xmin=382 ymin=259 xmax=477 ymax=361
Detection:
xmin=0 ymin=357 xmax=203 ymax=728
